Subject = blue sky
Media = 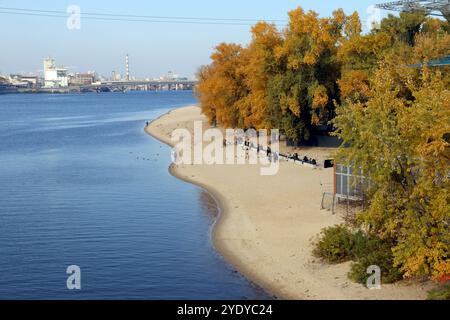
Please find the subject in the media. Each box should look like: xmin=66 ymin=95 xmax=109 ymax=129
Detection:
xmin=0 ymin=0 xmax=389 ymax=78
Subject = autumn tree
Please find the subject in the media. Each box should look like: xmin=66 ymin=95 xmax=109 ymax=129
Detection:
xmin=333 ymin=58 xmax=450 ymax=280
xmin=333 ymin=9 xmax=450 ymax=282
xmin=237 ymin=22 xmax=282 ymax=129
xmin=266 ymin=8 xmax=344 ymax=142
xmin=196 ymin=43 xmax=247 ymax=128
xmin=337 ymin=12 xmax=391 ymax=103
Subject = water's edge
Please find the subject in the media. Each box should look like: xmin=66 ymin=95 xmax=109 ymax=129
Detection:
xmin=144 ymin=109 xmax=279 ymax=300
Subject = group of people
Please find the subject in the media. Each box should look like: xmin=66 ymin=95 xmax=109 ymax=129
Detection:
xmin=222 ymin=138 xmax=320 ymax=166
xmin=286 ymin=152 xmax=317 ymax=166
xmin=222 ymin=138 xmax=280 ymax=163
xmin=223 ymin=138 xmax=317 ymax=166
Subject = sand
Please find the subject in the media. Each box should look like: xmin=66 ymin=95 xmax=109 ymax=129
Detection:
xmin=145 ymin=105 xmax=434 ymax=300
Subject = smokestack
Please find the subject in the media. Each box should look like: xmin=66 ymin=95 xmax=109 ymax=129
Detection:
xmin=125 ymin=54 xmax=130 ymax=81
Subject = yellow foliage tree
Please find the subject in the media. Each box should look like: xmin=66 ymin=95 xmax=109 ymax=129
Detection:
xmin=196 ymin=43 xmax=247 ymax=128
xmin=334 ymin=60 xmax=450 ymax=280
xmin=237 ymin=22 xmax=282 ymax=129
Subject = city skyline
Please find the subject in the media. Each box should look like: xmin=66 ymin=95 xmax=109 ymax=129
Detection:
xmin=1 ymin=55 xmax=197 ymax=94
xmin=0 ymin=0 xmax=388 ymax=78
xmin=4 ymin=55 xmax=192 ymax=81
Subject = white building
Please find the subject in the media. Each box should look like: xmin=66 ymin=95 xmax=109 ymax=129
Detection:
xmin=44 ymin=57 xmax=68 ymax=88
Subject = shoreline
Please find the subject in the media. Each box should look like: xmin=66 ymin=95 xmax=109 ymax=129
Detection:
xmin=168 ymin=165 xmax=279 ymax=299
xmin=145 ymin=107 xmax=281 ymax=298
xmin=145 ymin=105 xmax=434 ymax=300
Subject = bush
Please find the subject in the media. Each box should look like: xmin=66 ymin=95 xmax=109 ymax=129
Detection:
xmin=313 ymin=225 xmax=403 ymax=286
xmin=427 ymin=284 xmax=450 ymax=300
xmin=312 ymin=225 xmax=355 ymax=263
xmin=348 ymin=235 xmax=403 ymax=285
xmin=349 ymin=231 xmax=371 ymax=260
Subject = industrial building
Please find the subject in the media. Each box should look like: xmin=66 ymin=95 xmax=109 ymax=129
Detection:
xmin=43 ymin=57 xmax=68 ymax=88
xmin=70 ymin=73 xmax=96 ymax=86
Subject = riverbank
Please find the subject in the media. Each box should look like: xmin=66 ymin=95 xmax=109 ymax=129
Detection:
xmin=145 ymin=105 xmax=434 ymax=300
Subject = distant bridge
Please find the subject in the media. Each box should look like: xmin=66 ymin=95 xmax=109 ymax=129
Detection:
xmin=77 ymin=80 xmax=198 ymax=92
xmin=12 ymin=80 xmax=198 ymax=94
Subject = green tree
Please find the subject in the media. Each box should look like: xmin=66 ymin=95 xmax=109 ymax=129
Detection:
xmin=378 ymin=11 xmax=427 ymax=46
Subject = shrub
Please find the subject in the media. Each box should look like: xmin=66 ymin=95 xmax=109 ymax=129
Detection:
xmin=313 ymin=225 xmax=404 ymax=286
xmin=312 ymin=225 xmax=355 ymax=263
xmin=427 ymin=284 xmax=450 ymax=300
xmin=348 ymin=235 xmax=403 ymax=285
xmin=349 ymin=231 xmax=370 ymax=260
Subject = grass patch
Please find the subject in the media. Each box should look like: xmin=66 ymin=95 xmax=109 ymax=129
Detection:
xmin=427 ymin=284 xmax=450 ymax=300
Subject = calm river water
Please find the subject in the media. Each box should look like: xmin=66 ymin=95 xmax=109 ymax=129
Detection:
xmin=0 ymin=91 xmax=270 ymax=299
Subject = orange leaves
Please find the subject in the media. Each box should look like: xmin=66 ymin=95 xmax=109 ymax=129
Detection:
xmin=287 ymin=7 xmax=310 ymax=34
xmin=338 ymin=70 xmax=371 ymax=102
xmin=196 ymin=43 xmax=246 ymax=128
xmin=412 ymin=31 xmax=450 ymax=63
xmin=303 ymin=53 xmax=317 ymax=66
xmin=310 ymin=85 xmax=329 ymax=125
xmin=239 ymin=22 xmax=282 ymax=129
xmin=344 ymin=11 xmax=362 ymax=39
xmin=270 ymin=6 xmax=346 ymax=127
xmin=312 ymin=85 xmax=329 ymax=109
xmin=287 ymin=96 xmax=301 ymax=117
xmin=210 ymin=42 xmax=242 ymax=63
xmin=281 ymin=7 xmax=342 ymax=69
xmin=250 ymin=21 xmax=281 ymax=48
xmin=435 ymin=261 xmax=450 ymax=282
xmin=197 ymin=21 xmax=284 ymax=130
xmin=332 ymin=8 xmax=346 ymax=27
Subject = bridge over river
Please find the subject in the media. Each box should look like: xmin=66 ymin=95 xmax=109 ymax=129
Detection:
xmin=77 ymin=80 xmax=197 ymax=92
xmin=15 ymin=80 xmax=198 ymax=94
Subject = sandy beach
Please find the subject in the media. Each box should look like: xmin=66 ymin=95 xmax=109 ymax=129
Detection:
xmin=146 ymin=105 xmax=434 ymax=300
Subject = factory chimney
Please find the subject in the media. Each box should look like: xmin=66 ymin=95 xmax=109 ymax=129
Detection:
xmin=125 ymin=54 xmax=130 ymax=81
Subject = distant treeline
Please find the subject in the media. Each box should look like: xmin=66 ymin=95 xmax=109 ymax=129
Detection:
xmin=197 ymin=7 xmax=450 ymax=283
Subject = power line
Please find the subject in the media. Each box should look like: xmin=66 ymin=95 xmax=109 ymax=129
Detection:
xmin=0 ymin=6 xmax=287 ymax=25
xmin=0 ymin=6 xmax=377 ymax=29
xmin=0 ymin=6 xmax=287 ymax=22
xmin=0 ymin=10 xmax=262 ymax=26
